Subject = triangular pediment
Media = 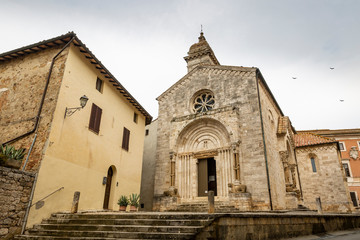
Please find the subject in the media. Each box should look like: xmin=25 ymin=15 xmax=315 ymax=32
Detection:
xmin=156 ymin=65 xmax=256 ymax=101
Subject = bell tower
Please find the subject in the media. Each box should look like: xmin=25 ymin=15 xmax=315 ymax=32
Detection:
xmin=184 ymin=31 xmax=220 ymax=72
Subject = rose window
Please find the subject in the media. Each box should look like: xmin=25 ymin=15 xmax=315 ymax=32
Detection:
xmin=193 ymin=92 xmax=215 ymax=113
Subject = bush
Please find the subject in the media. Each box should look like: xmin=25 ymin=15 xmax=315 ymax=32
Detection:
xmin=0 ymin=145 xmax=26 ymax=161
xmin=129 ymin=193 xmax=140 ymax=207
xmin=117 ymin=195 xmax=129 ymax=206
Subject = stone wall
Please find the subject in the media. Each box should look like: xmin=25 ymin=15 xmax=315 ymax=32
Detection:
xmin=258 ymin=80 xmax=301 ymax=210
xmin=0 ymin=166 xmax=35 ymax=239
xmin=296 ymin=143 xmax=352 ymax=212
xmin=196 ymin=213 xmax=360 ymax=240
xmin=258 ymin=80 xmax=288 ymax=210
xmin=0 ymin=45 xmax=69 ymax=172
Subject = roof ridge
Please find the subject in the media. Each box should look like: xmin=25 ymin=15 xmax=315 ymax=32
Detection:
xmin=297 ymin=132 xmax=336 ymax=141
xmin=295 ymin=132 xmax=337 ymax=148
xmin=0 ymin=32 xmax=152 ymax=124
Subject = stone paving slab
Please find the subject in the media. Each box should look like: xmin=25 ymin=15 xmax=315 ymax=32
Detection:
xmin=285 ymin=229 xmax=360 ymax=239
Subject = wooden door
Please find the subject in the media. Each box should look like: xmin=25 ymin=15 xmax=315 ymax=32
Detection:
xmin=103 ymin=167 xmax=113 ymax=209
xmin=198 ymin=159 xmax=208 ymax=197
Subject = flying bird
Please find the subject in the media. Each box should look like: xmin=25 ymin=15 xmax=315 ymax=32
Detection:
xmin=292 ymin=77 xmax=297 ymax=79
xmin=340 ymin=99 xmax=344 ymax=102
xmin=330 ymin=67 xmax=335 ymax=70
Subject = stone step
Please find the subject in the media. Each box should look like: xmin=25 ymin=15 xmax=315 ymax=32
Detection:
xmin=50 ymin=212 xmax=214 ymax=220
xmin=170 ymin=202 xmax=239 ymax=213
xmin=16 ymin=212 xmax=214 ymax=239
xmin=24 ymin=230 xmax=196 ymax=239
xmin=16 ymin=236 xmax=130 ymax=240
xmin=33 ymin=224 xmax=202 ymax=233
xmin=43 ymin=218 xmax=209 ymax=226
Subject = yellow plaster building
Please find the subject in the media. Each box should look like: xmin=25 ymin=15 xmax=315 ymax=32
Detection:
xmin=0 ymin=32 xmax=152 ymax=227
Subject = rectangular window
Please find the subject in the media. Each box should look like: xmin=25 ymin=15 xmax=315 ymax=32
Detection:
xmin=96 ymin=77 xmax=103 ymax=93
xmin=145 ymin=129 xmax=149 ymax=136
xmin=122 ymin=127 xmax=130 ymax=151
xmin=339 ymin=142 xmax=345 ymax=151
xmin=343 ymin=163 xmax=351 ymax=177
xmin=311 ymin=157 xmax=317 ymax=172
xmin=133 ymin=112 xmax=138 ymax=123
xmin=89 ymin=103 xmax=102 ymax=134
xmin=350 ymin=192 xmax=358 ymax=207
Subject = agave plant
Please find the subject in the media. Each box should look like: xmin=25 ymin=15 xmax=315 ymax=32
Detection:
xmin=117 ymin=195 xmax=129 ymax=207
xmin=0 ymin=145 xmax=26 ymax=161
xmin=129 ymin=193 xmax=140 ymax=208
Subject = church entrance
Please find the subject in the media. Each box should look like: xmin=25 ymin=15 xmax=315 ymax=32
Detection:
xmin=198 ymin=157 xmax=217 ymax=197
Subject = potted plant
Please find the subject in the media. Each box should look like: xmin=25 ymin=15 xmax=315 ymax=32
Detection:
xmin=129 ymin=193 xmax=140 ymax=212
xmin=117 ymin=195 xmax=129 ymax=211
xmin=0 ymin=145 xmax=26 ymax=169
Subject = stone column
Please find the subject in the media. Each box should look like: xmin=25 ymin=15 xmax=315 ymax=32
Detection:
xmin=170 ymin=152 xmax=175 ymax=187
xmin=280 ymin=151 xmax=293 ymax=192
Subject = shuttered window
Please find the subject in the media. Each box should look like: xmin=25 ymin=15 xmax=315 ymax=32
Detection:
xmin=350 ymin=192 xmax=358 ymax=207
xmin=89 ymin=103 xmax=102 ymax=134
xmin=343 ymin=163 xmax=351 ymax=177
xmin=122 ymin=127 xmax=130 ymax=151
xmin=96 ymin=77 xmax=103 ymax=93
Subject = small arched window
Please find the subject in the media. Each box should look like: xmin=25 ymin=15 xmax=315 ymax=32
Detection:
xmin=310 ymin=157 xmax=317 ymax=172
xmin=309 ymin=154 xmax=319 ymax=173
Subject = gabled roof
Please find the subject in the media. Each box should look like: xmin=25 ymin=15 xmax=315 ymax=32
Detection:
xmin=157 ymin=65 xmax=257 ymax=101
xmin=294 ymin=132 xmax=337 ymax=148
xmin=0 ymin=32 xmax=152 ymax=125
xmin=298 ymin=129 xmax=360 ymax=138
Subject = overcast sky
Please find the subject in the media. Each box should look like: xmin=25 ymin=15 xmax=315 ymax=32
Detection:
xmin=1 ymin=0 xmax=359 ymax=130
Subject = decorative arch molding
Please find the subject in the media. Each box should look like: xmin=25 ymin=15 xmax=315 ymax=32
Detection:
xmin=170 ymin=118 xmax=240 ymax=199
xmin=176 ymin=118 xmax=231 ymax=153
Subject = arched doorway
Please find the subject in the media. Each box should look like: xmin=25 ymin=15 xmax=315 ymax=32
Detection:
xmin=174 ymin=118 xmax=233 ymax=198
xmin=103 ymin=167 xmax=114 ymax=209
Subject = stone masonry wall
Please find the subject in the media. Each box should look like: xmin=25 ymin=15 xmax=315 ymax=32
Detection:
xmin=296 ymin=143 xmax=352 ymax=212
xmin=257 ymin=81 xmax=287 ymax=210
xmin=0 ymin=45 xmax=69 ymax=172
xmin=154 ymin=65 xmax=271 ymax=209
xmin=0 ymin=166 xmax=35 ymax=239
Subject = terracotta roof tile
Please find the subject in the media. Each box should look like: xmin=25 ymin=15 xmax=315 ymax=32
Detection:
xmin=294 ymin=132 xmax=337 ymax=147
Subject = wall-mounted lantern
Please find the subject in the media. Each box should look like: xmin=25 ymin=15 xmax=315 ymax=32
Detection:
xmin=64 ymin=95 xmax=89 ymax=118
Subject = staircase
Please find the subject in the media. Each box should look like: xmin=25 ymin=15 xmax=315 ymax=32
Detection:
xmin=15 ymin=212 xmax=215 ymax=239
xmin=171 ymin=201 xmax=238 ymax=213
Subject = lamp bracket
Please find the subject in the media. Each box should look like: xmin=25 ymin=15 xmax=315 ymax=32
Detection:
xmin=64 ymin=107 xmax=82 ymax=118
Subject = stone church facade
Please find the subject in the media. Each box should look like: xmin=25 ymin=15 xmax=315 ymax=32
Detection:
xmin=149 ymin=32 xmax=352 ymax=213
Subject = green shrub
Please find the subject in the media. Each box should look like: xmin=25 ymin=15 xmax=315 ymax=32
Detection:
xmin=0 ymin=145 xmax=26 ymax=161
xmin=129 ymin=193 xmax=140 ymax=207
xmin=117 ymin=195 xmax=129 ymax=206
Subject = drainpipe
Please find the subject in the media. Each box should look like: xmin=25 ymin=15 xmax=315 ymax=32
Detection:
xmin=2 ymin=37 xmax=75 ymax=147
xmin=255 ymin=69 xmax=273 ymax=210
